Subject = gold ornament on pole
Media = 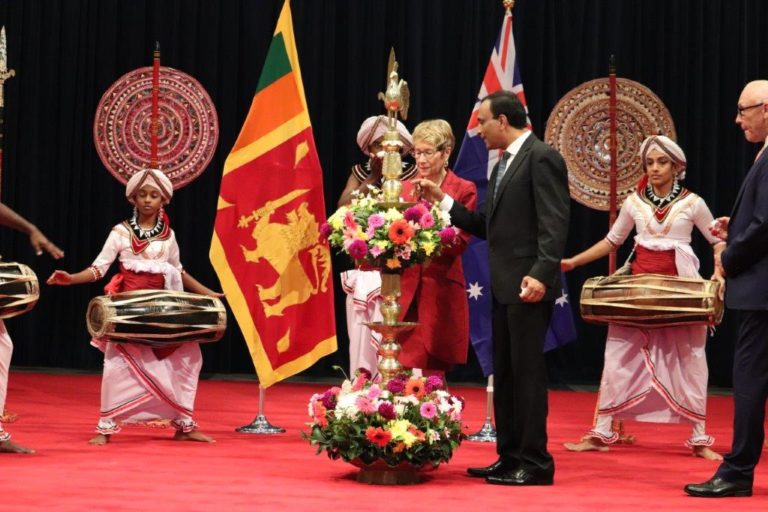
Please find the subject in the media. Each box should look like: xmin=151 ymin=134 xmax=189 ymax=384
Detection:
xmin=369 ymin=48 xmax=417 ymax=384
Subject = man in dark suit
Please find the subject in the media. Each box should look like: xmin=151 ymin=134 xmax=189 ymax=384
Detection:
xmin=685 ymin=80 xmax=768 ymax=498
xmin=416 ymin=90 xmax=570 ymax=485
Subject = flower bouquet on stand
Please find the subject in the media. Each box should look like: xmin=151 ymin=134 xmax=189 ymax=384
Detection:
xmin=304 ymin=369 xmax=465 ymax=484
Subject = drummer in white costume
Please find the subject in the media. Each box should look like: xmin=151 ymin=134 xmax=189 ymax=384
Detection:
xmin=48 ymin=169 xmax=221 ymax=445
xmin=0 ymin=203 xmax=63 ymax=454
xmin=561 ymin=136 xmax=725 ymax=460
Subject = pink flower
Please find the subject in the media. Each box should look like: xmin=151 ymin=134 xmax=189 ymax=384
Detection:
xmin=370 ymin=245 xmax=385 ymax=258
xmin=367 ymin=213 xmax=386 ymax=230
xmin=356 ymin=396 xmax=377 ymax=414
xmin=348 ymin=239 xmax=368 ymax=260
xmin=420 ymin=402 xmax=437 ymax=419
xmin=320 ymin=222 xmax=332 ymax=239
xmin=367 ymin=385 xmax=382 ymax=401
xmin=424 ymin=375 xmax=444 ymax=393
xmin=387 ymin=377 xmax=406 ymax=394
xmin=343 ymin=211 xmax=358 ymax=230
xmin=438 ymin=227 xmax=457 ymax=245
xmin=419 ymin=212 xmax=435 ymax=228
xmin=351 ymin=372 xmax=369 ymax=391
xmin=395 ymin=245 xmax=412 ymax=260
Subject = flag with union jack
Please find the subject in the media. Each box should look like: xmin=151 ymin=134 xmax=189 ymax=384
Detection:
xmin=453 ymin=7 xmax=576 ymax=376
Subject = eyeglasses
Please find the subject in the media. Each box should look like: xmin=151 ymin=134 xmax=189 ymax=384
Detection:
xmin=413 ymin=149 xmax=440 ymax=159
xmin=736 ymin=102 xmax=764 ymax=117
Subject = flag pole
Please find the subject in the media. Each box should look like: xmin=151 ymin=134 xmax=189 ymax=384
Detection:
xmin=235 ymin=384 xmax=286 ymax=434
xmin=467 ymin=375 xmax=496 ymax=442
xmin=468 ymin=0 xmax=518 ymax=444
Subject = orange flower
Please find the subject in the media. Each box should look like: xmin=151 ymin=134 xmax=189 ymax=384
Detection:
xmin=365 ymin=426 xmax=392 ymax=447
xmin=404 ymin=378 xmax=426 ymax=399
xmin=388 ymin=219 xmax=415 ymax=244
xmin=392 ymin=442 xmax=407 ymax=453
xmin=408 ymin=426 xmax=426 ymax=443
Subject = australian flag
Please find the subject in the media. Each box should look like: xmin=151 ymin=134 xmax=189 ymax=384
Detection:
xmin=454 ymin=8 xmax=577 ymax=376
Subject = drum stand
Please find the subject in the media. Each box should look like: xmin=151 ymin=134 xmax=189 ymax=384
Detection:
xmin=236 ymin=385 xmax=285 ymax=434
xmin=467 ymin=375 xmax=496 ymax=442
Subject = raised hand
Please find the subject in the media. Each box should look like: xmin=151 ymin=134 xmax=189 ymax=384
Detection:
xmin=47 ymin=270 xmax=74 ymax=286
xmin=30 ymin=228 xmax=64 ymax=259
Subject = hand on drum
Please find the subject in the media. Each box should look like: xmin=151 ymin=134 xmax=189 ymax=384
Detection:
xmin=519 ymin=275 xmax=545 ymax=303
xmin=30 ymin=229 xmax=64 ymax=259
xmin=46 ymin=270 xmax=73 ymax=286
xmin=709 ymin=216 xmax=730 ymax=240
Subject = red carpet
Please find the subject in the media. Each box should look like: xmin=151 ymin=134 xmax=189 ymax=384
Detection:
xmin=2 ymin=371 xmax=766 ymax=511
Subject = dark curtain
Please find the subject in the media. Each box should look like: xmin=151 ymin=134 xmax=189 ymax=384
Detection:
xmin=0 ymin=0 xmax=765 ymax=386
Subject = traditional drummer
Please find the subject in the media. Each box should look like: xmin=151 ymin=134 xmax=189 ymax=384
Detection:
xmin=47 ymin=168 xmax=222 ymax=445
xmin=561 ymin=135 xmax=726 ymax=459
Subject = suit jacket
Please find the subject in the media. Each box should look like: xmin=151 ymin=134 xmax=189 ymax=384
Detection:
xmin=397 ymin=171 xmax=477 ymax=367
xmin=448 ymin=134 xmax=570 ymax=304
xmin=721 ymin=149 xmax=768 ymax=310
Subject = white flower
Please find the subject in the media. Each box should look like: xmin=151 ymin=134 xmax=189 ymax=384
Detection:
xmin=394 ymin=395 xmax=419 ymax=406
xmin=428 ymin=430 xmax=440 ymax=444
xmin=437 ymin=398 xmax=452 ymax=414
xmin=334 ymin=391 xmax=361 ymax=419
xmin=450 ymin=396 xmax=463 ymax=414
xmin=394 ymin=403 xmax=406 ymax=416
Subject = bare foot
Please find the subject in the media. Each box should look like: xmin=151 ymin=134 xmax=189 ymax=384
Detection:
xmin=1 ymin=409 xmax=18 ymax=423
xmin=0 ymin=439 xmax=35 ymax=454
xmin=564 ymin=438 xmax=609 ymax=452
xmin=173 ymin=430 xmax=215 ymax=443
xmin=693 ymin=445 xmax=723 ymax=461
xmin=89 ymin=434 xmax=110 ymax=445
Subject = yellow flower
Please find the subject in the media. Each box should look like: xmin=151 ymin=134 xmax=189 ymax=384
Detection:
xmin=421 ymin=230 xmax=434 ymax=241
xmin=388 ymin=419 xmax=412 ymax=438
xmin=374 ymin=240 xmax=390 ymax=250
xmin=355 ymin=227 xmax=368 ymax=241
xmin=385 ymin=258 xmax=401 ymax=269
xmin=328 ymin=208 xmax=347 ymax=230
xmin=422 ymin=241 xmax=436 ymax=256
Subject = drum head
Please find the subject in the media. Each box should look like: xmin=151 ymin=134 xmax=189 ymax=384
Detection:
xmin=545 ymin=78 xmax=676 ymax=211
xmin=93 ymin=66 xmax=219 ymax=189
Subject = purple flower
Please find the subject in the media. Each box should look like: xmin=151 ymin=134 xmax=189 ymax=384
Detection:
xmin=420 ymin=402 xmax=437 ymax=419
xmin=424 ymin=375 xmax=444 ymax=393
xmin=320 ymin=390 xmax=337 ymax=410
xmin=438 ymin=227 xmax=457 ymax=245
xmin=378 ymin=402 xmax=396 ymax=420
xmin=386 ymin=377 xmax=406 ymax=394
xmin=367 ymin=213 xmax=386 ymax=230
xmin=320 ymin=222 xmax=332 ymax=239
xmin=419 ymin=212 xmax=435 ymax=228
xmin=348 ymin=239 xmax=368 ymax=260
xmin=403 ymin=206 xmax=424 ymax=223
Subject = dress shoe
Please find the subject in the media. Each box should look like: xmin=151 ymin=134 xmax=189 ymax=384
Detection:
xmin=684 ymin=477 xmax=752 ymax=498
xmin=467 ymin=459 xmax=508 ymax=478
xmin=486 ymin=468 xmax=554 ymax=486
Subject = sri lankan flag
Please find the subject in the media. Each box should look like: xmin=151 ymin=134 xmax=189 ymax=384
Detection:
xmin=210 ymin=0 xmax=336 ymax=388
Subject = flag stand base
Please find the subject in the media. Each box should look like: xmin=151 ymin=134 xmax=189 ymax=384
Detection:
xmin=467 ymin=419 xmax=497 ymax=442
xmin=235 ymin=385 xmax=285 ymax=434
xmin=235 ymin=414 xmax=286 ymax=434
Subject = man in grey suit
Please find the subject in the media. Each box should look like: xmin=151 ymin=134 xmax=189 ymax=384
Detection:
xmin=685 ymin=80 xmax=768 ymax=498
xmin=416 ymin=90 xmax=570 ymax=485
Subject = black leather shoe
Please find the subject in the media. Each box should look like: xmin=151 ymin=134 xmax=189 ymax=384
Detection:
xmin=486 ymin=468 xmax=554 ymax=486
xmin=684 ymin=477 xmax=752 ymax=498
xmin=467 ymin=459 xmax=508 ymax=478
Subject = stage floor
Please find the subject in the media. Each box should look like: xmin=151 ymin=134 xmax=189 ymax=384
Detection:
xmin=2 ymin=371 xmax=766 ymax=511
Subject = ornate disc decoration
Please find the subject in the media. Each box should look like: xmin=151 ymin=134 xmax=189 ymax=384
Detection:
xmin=545 ymin=78 xmax=676 ymax=211
xmin=94 ymin=66 xmax=218 ymax=189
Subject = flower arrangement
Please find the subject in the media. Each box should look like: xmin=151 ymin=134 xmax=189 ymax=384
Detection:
xmin=321 ymin=188 xmax=458 ymax=270
xmin=303 ymin=369 xmax=465 ymax=469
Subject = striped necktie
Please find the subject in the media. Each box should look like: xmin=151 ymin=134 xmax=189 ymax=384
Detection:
xmin=493 ymin=151 xmax=512 ymax=201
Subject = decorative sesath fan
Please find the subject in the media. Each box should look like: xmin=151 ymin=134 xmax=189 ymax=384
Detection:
xmin=94 ymin=43 xmax=219 ymax=188
xmin=545 ymin=77 xmax=676 ymax=211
